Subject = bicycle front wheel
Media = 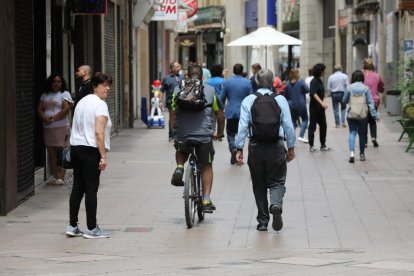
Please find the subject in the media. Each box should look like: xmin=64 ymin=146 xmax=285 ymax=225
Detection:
xmin=183 ymin=165 xmax=196 ymax=228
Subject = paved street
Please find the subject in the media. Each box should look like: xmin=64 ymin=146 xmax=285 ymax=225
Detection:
xmin=1 ymin=103 xmax=414 ymax=275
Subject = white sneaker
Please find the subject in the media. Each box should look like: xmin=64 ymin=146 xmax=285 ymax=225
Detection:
xmin=83 ymin=225 xmax=110 ymax=239
xmin=297 ymin=137 xmax=309 ymax=143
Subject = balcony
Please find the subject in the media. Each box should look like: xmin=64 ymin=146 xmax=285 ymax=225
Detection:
xmin=354 ymin=0 xmax=379 ymax=13
xmin=193 ymin=6 xmax=224 ymax=28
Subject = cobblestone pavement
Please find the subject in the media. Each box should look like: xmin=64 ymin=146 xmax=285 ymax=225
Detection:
xmin=1 ymin=104 xmax=414 ymax=275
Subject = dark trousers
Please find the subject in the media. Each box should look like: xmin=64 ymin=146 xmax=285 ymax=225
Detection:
xmin=226 ymin=118 xmax=239 ymax=152
xmin=69 ymin=145 xmax=101 ymax=230
xmin=247 ymin=141 xmax=287 ymax=225
xmin=366 ymin=106 xmax=378 ymax=140
xmin=167 ymin=103 xmax=173 ymax=139
xmin=308 ymin=106 xmax=327 ymax=147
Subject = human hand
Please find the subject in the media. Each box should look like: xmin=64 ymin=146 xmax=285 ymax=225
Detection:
xmin=286 ymin=148 xmax=295 ymax=162
xmin=236 ymin=151 xmax=244 ymax=166
xmin=213 ymin=132 xmax=224 ymax=141
xmin=322 ymin=103 xmax=328 ymax=109
xmin=99 ymin=158 xmax=107 ymax=171
xmin=43 ymin=116 xmax=52 ymax=125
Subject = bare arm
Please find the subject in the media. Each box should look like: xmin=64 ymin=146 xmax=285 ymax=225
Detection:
xmin=313 ymin=93 xmax=328 ymax=109
xmin=51 ymin=100 xmax=72 ymax=121
xmin=213 ymin=109 xmax=225 ymax=139
xmin=37 ymin=101 xmax=51 ymax=125
xmin=95 ymin=115 xmax=108 ymax=170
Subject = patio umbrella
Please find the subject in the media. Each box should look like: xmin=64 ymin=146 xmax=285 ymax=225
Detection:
xmin=227 ymin=26 xmax=302 ymax=68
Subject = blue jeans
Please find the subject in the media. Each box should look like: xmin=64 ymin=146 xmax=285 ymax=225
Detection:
xmin=347 ymin=117 xmax=368 ymax=154
xmin=331 ymin=92 xmax=346 ymax=126
xmin=291 ymin=105 xmax=308 ymax=138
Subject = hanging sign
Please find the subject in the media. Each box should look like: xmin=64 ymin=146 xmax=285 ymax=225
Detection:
xmin=152 ymin=0 xmax=178 ymax=21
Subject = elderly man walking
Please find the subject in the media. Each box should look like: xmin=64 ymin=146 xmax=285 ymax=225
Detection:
xmin=235 ymin=68 xmax=295 ymax=232
xmin=327 ymin=64 xmax=349 ymax=128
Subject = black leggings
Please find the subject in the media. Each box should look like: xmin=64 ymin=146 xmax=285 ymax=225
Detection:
xmin=69 ymin=145 xmax=101 ymax=230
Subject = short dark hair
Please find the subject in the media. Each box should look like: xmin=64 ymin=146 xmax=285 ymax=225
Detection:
xmin=45 ymin=73 xmax=68 ymax=93
xmin=92 ymin=72 xmax=113 ymax=87
xmin=210 ymin=64 xmax=223 ymax=77
xmin=233 ymin=63 xmax=244 ymax=75
xmin=351 ymin=69 xmax=365 ymax=83
xmin=312 ymin=63 xmax=326 ymax=78
xmin=169 ymin=61 xmax=178 ymax=71
xmin=187 ymin=65 xmax=203 ymax=80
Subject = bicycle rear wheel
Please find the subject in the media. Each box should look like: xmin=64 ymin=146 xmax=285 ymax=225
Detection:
xmin=184 ymin=165 xmax=196 ymax=228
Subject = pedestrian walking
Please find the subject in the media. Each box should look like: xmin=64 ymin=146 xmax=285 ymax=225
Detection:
xmin=308 ymin=63 xmax=330 ymax=152
xmin=66 ymin=72 xmax=113 ymax=239
xmin=207 ymin=64 xmax=225 ymax=99
xmin=250 ymin=63 xmax=261 ymax=93
xmin=235 ymin=68 xmax=295 ymax=232
xmin=201 ymin=62 xmax=211 ymax=81
xmin=169 ymin=65 xmax=225 ymax=212
xmin=74 ymin=65 xmax=93 ymax=109
xmin=343 ymin=70 xmax=378 ymax=163
xmin=363 ymin=58 xmax=384 ymax=147
xmin=160 ymin=61 xmax=184 ymax=141
xmin=222 ymin=63 xmax=253 ymax=165
xmin=327 ymin=64 xmax=349 ymax=128
xmin=284 ymin=68 xmax=309 ymax=143
xmin=37 ymin=74 xmax=73 ymax=186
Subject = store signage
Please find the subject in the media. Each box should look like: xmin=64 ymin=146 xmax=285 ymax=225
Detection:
xmin=152 ymin=0 xmax=178 ymax=21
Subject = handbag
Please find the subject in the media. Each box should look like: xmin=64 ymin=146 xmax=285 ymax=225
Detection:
xmin=57 ymin=145 xmax=72 ymax=169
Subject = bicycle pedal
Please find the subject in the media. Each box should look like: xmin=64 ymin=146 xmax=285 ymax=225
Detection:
xmin=203 ymin=209 xmax=213 ymax=214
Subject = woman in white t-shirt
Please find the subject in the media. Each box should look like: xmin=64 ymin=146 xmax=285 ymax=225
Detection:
xmin=37 ymin=74 xmax=73 ymax=186
xmin=66 ymin=72 xmax=112 ymax=239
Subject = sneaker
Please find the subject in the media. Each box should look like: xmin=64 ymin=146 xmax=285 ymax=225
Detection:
xmin=65 ymin=225 xmax=83 ymax=237
xmin=270 ymin=205 xmax=283 ymax=231
xmin=360 ymin=153 xmax=366 ymax=161
xmin=342 ymin=123 xmax=347 ymax=128
xmin=309 ymin=146 xmax=319 ymax=153
xmin=298 ymin=137 xmax=309 ymax=143
xmin=372 ymin=138 xmax=379 ymax=147
xmin=320 ymin=145 xmax=330 ymax=151
xmin=55 ymin=179 xmax=65 ymax=186
xmin=335 ymin=124 xmax=340 ymax=128
xmin=202 ymin=200 xmax=216 ymax=213
xmin=256 ymin=223 xmax=268 ymax=231
xmin=230 ymin=149 xmax=237 ymax=165
xmin=349 ymin=156 xmax=355 ymax=163
xmin=83 ymin=225 xmax=110 ymax=239
xmin=171 ymin=167 xmax=184 ymax=186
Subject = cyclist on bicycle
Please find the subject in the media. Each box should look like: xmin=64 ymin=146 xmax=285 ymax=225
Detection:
xmin=170 ymin=64 xmax=225 ymax=212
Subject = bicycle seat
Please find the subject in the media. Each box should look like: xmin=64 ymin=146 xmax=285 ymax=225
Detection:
xmin=185 ymin=139 xmax=202 ymax=147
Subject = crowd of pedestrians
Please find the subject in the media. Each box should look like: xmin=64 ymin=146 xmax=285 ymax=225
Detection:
xmin=37 ymin=56 xmax=385 ymax=238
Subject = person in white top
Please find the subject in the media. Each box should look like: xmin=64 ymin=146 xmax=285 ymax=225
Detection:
xmin=37 ymin=74 xmax=73 ymax=186
xmin=66 ymin=72 xmax=112 ymax=239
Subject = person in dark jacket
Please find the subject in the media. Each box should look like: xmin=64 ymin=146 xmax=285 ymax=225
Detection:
xmin=74 ymin=65 xmax=93 ymax=109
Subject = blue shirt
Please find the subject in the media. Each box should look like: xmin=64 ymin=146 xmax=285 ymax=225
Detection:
xmin=222 ymin=75 xmax=253 ymax=119
xmin=284 ymin=79 xmax=308 ymax=108
xmin=327 ymin=71 xmax=349 ymax=93
xmin=207 ymin=77 xmax=225 ymax=98
xmin=235 ymin=88 xmax=296 ymax=150
xmin=343 ymin=82 xmax=378 ymax=119
xmin=160 ymin=74 xmax=184 ymax=105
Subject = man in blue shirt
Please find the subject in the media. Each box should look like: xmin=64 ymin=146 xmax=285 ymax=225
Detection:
xmin=222 ymin=63 xmax=253 ymax=164
xmin=235 ymin=68 xmax=295 ymax=232
xmin=160 ymin=61 xmax=183 ymax=140
xmin=327 ymin=64 xmax=349 ymax=128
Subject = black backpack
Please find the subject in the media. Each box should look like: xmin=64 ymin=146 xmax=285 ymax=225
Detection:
xmin=175 ymin=79 xmax=207 ymax=111
xmin=250 ymin=92 xmax=281 ymax=143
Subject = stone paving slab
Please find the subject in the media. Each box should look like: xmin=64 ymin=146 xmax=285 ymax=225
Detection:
xmin=1 ymin=104 xmax=414 ymax=275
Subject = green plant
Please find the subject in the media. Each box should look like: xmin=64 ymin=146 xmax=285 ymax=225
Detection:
xmin=394 ymin=58 xmax=414 ymax=110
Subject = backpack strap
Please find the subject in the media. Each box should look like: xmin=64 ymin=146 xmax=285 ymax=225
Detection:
xmin=254 ymin=92 xmax=263 ymax=98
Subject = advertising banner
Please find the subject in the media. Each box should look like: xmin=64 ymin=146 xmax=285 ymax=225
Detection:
xmin=152 ymin=0 xmax=178 ymax=21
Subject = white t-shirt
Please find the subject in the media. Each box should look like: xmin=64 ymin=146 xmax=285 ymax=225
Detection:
xmin=39 ymin=91 xmax=73 ymax=128
xmin=70 ymin=94 xmax=112 ymax=151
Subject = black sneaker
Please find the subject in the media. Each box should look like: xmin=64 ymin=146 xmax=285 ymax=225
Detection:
xmin=270 ymin=205 xmax=283 ymax=231
xmin=230 ymin=149 xmax=237 ymax=165
xmin=171 ymin=167 xmax=184 ymax=186
xmin=372 ymin=138 xmax=379 ymax=147
xmin=349 ymin=156 xmax=355 ymax=163
xmin=320 ymin=145 xmax=330 ymax=152
xmin=256 ymin=223 xmax=268 ymax=231
xmin=202 ymin=200 xmax=216 ymax=213
xmin=360 ymin=153 xmax=366 ymax=161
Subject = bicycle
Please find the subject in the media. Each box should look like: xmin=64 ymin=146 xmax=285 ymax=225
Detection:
xmin=183 ymin=140 xmax=205 ymax=228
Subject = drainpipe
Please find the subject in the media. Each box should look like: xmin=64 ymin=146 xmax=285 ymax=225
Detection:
xmin=128 ymin=0 xmax=134 ymax=128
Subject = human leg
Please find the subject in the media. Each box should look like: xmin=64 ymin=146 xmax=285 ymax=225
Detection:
xmin=69 ymin=146 xmax=86 ymax=227
xmin=47 ymin=146 xmax=59 ymax=180
xmin=299 ymin=106 xmax=308 ymax=139
xmin=308 ymin=107 xmax=317 ymax=149
xmin=171 ymin=141 xmax=190 ymax=186
xmin=318 ymin=110 xmax=328 ymax=148
xmin=339 ymin=93 xmax=346 ymax=125
xmin=266 ymin=142 xmax=287 ymax=209
xmin=331 ymin=93 xmax=340 ymax=126
xmin=247 ymin=142 xmax=270 ymax=226
xmin=358 ymin=119 xmax=368 ymax=155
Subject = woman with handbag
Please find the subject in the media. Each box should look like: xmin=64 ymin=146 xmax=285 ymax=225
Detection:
xmin=37 ymin=74 xmax=73 ymax=186
xmin=66 ymin=72 xmax=112 ymax=239
xmin=343 ymin=70 xmax=378 ymax=163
